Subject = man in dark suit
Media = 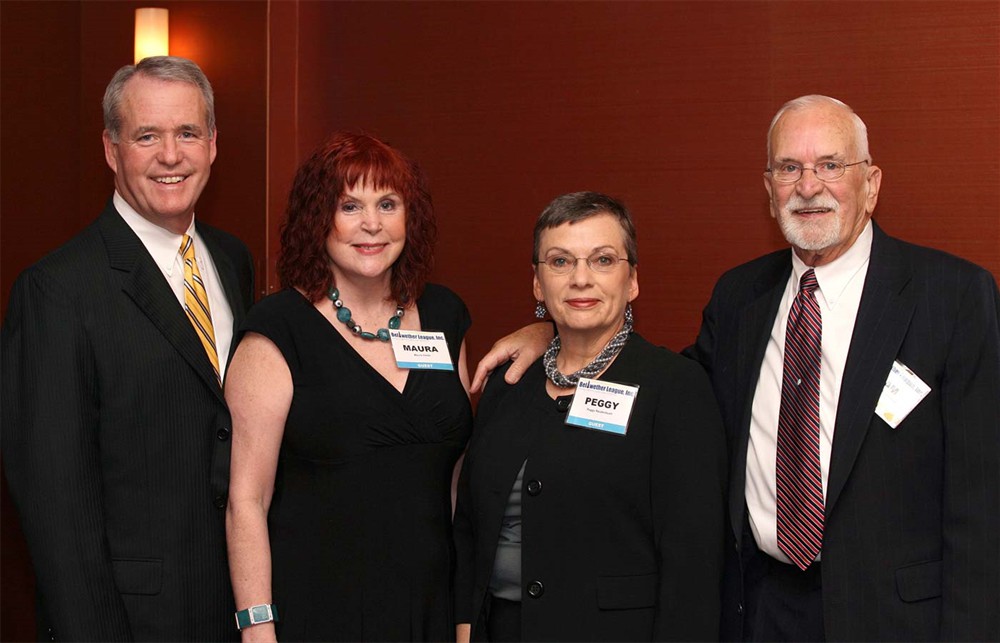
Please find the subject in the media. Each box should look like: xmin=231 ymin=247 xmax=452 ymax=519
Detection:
xmin=472 ymin=95 xmax=1000 ymax=641
xmin=2 ymin=56 xmax=254 ymax=641
xmin=686 ymin=95 xmax=999 ymax=642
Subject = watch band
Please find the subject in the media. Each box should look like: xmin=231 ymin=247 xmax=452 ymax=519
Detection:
xmin=235 ymin=604 xmax=279 ymax=630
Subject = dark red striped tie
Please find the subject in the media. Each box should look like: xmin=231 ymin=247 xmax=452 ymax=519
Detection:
xmin=776 ymin=268 xmax=824 ymax=570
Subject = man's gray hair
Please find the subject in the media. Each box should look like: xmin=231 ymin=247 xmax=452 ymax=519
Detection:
xmin=767 ymin=95 xmax=870 ymax=162
xmin=103 ymin=56 xmax=215 ymax=143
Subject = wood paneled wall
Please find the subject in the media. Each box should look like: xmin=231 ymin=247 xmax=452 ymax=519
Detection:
xmin=279 ymin=1 xmax=999 ymax=360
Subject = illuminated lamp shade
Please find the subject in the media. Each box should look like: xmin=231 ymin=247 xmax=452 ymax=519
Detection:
xmin=134 ymin=8 xmax=169 ymax=64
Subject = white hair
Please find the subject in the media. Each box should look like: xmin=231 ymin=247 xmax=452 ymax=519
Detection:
xmin=766 ymin=95 xmax=870 ymax=162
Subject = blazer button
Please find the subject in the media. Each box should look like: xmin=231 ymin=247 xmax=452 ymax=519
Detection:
xmin=526 ymin=479 xmax=542 ymax=496
xmin=555 ymin=397 xmax=571 ymax=412
xmin=526 ymin=580 xmax=544 ymax=598
xmin=217 ymin=427 xmax=231 ymax=441
xmin=737 ymin=603 xmax=744 ymax=615
xmin=214 ymin=494 xmax=227 ymax=509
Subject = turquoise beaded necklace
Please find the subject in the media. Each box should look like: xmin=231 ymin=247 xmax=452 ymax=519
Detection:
xmin=327 ymin=287 xmax=404 ymax=342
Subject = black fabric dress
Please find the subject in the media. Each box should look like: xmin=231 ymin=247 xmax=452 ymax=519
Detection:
xmin=453 ymin=333 xmax=727 ymax=641
xmin=239 ymin=284 xmax=473 ymax=641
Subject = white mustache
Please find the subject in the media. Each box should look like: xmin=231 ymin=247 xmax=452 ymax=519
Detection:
xmin=784 ymin=194 xmax=839 ymax=213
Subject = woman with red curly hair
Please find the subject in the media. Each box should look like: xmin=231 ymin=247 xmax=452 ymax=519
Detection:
xmin=225 ymin=132 xmax=472 ymax=641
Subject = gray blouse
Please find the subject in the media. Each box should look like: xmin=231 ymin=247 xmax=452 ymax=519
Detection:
xmin=487 ymin=460 xmax=527 ymax=601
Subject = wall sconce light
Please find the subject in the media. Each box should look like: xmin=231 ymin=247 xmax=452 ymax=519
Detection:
xmin=134 ymin=8 xmax=169 ymax=64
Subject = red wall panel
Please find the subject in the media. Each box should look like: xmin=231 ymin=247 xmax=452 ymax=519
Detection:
xmin=1 ymin=4 xmax=82 ymax=638
xmin=279 ymin=1 xmax=999 ymax=365
xmin=1 ymin=1 xmax=83 ymax=314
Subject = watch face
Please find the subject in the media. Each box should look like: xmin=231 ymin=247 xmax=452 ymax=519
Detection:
xmin=250 ymin=605 xmax=271 ymax=623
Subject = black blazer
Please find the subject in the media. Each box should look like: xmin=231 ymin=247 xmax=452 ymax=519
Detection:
xmin=2 ymin=201 xmax=255 ymax=641
xmin=686 ymin=222 xmax=1000 ymax=641
xmin=454 ymin=333 xmax=727 ymax=642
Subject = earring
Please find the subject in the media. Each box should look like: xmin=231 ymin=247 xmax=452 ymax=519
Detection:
xmin=625 ymin=303 xmax=634 ymax=325
xmin=535 ymin=301 xmax=547 ymax=319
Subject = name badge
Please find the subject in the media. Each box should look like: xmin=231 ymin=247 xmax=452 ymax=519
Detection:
xmin=389 ymin=329 xmax=454 ymax=371
xmin=565 ymin=377 xmax=639 ymax=435
xmin=874 ymin=360 xmax=930 ymax=429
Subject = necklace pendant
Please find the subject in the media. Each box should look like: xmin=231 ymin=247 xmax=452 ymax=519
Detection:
xmin=543 ymin=319 xmax=634 ymax=388
xmin=328 ymin=286 xmax=403 ymax=343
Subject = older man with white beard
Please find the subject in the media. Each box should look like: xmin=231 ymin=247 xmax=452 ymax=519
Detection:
xmin=674 ymin=95 xmax=998 ymax=642
xmin=471 ymin=95 xmax=1000 ymax=642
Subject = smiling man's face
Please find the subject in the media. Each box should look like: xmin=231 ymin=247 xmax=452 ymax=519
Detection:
xmin=103 ymin=74 xmax=217 ymax=234
xmin=764 ymin=102 xmax=881 ymax=266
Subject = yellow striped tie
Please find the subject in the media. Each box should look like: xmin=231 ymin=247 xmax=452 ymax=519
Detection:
xmin=180 ymin=235 xmax=221 ymax=382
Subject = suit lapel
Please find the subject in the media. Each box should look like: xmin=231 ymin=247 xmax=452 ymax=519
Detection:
xmin=199 ymin=225 xmax=247 ymax=329
xmin=99 ymin=204 xmax=225 ymax=401
xmin=825 ymin=224 xmax=916 ymax=514
xmin=731 ymin=255 xmax=792 ymax=542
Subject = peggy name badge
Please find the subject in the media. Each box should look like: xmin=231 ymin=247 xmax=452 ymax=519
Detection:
xmin=389 ymin=329 xmax=454 ymax=371
xmin=565 ymin=377 xmax=640 ymax=436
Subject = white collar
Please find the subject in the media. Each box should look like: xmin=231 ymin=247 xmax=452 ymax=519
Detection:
xmin=113 ymin=191 xmax=198 ymax=277
xmin=790 ymin=220 xmax=873 ymax=309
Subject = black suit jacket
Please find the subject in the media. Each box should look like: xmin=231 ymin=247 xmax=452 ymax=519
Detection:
xmin=454 ymin=334 xmax=727 ymax=641
xmin=2 ymin=201 xmax=254 ymax=641
xmin=687 ymin=222 xmax=1000 ymax=641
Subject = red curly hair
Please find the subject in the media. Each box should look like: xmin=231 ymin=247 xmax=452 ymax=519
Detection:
xmin=277 ymin=131 xmax=437 ymax=304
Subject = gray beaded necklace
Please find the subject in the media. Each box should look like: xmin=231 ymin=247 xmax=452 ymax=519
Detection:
xmin=327 ymin=287 xmax=404 ymax=342
xmin=543 ymin=312 xmax=633 ymax=388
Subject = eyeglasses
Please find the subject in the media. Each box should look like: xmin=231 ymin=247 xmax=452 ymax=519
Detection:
xmin=535 ymin=252 xmax=631 ymax=275
xmin=766 ymin=160 xmax=869 ymax=183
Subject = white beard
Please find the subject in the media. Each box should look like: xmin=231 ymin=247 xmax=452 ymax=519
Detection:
xmin=775 ymin=194 xmax=842 ymax=251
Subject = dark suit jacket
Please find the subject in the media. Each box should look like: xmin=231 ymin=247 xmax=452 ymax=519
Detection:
xmin=2 ymin=201 xmax=254 ymax=641
xmin=454 ymin=333 xmax=727 ymax=642
xmin=686 ymin=222 xmax=1000 ymax=641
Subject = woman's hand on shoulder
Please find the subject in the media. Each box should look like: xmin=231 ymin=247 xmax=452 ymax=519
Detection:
xmin=470 ymin=322 xmax=554 ymax=393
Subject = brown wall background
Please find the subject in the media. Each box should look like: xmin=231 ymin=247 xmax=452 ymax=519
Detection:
xmin=286 ymin=0 xmax=999 ymax=359
xmin=2 ymin=1 xmax=997 ymax=640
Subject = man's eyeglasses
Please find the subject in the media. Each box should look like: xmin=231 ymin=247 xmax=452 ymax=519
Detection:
xmin=535 ymin=252 xmax=631 ymax=275
xmin=766 ymin=159 xmax=869 ymax=183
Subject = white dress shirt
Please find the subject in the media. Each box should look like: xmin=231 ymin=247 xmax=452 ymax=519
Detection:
xmin=114 ymin=192 xmax=235 ymax=380
xmin=745 ymin=220 xmax=873 ymax=564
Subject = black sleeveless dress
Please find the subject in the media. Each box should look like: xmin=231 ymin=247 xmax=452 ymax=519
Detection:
xmin=239 ymin=284 xmax=473 ymax=641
